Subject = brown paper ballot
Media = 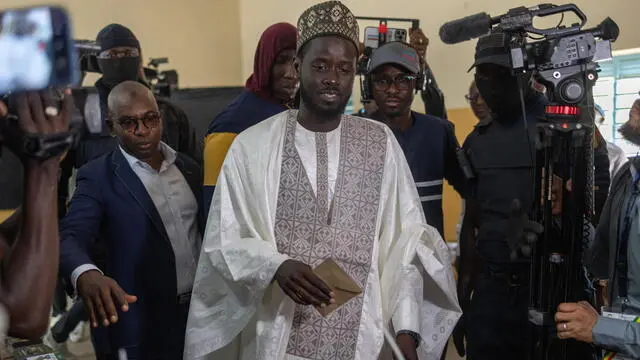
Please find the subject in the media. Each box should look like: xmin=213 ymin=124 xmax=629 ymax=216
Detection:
xmin=313 ymin=259 xmax=363 ymax=317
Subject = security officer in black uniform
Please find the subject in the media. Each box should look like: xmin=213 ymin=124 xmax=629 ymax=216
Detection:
xmin=454 ymin=32 xmax=545 ymax=359
xmin=454 ymin=32 xmax=603 ymax=360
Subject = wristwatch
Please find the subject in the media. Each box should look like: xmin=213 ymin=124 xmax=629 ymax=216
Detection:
xmin=397 ymin=330 xmax=421 ymax=348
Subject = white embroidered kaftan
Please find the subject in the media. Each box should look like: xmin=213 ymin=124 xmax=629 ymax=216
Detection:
xmin=184 ymin=110 xmax=461 ymax=360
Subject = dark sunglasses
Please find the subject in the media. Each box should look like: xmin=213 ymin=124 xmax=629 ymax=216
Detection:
xmin=372 ymin=75 xmax=416 ymax=91
xmin=115 ymin=111 xmax=162 ymax=133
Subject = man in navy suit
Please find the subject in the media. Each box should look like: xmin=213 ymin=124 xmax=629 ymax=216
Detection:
xmin=59 ymin=81 xmax=203 ymax=359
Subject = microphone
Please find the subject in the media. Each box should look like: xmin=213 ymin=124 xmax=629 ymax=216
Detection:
xmin=439 ymin=12 xmax=493 ymax=45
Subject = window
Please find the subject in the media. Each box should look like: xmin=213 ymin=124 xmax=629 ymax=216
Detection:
xmin=594 ymin=52 xmax=640 ymax=156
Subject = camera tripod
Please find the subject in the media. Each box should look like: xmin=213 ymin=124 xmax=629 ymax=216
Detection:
xmin=527 ymin=63 xmax=599 ymax=360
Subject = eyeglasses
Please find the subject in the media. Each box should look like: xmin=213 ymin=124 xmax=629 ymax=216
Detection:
xmin=98 ymin=48 xmax=140 ymax=59
xmin=372 ymin=75 xmax=416 ymax=91
xmin=116 ymin=111 xmax=161 ymax=133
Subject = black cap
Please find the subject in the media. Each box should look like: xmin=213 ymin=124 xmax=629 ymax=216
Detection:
xmin=468 ymin=32 xmax=511 ymax=72
xmin=97 ymin=24 xmax=140 ymax=52
xmin=368 ymin=42 xmax=420 ymax=74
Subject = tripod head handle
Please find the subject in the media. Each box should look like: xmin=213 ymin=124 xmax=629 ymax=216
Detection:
xmin=507 ymin=199 xmax=544 ymax=261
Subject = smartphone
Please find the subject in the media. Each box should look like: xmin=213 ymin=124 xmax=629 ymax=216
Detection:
xmin=363 ymin=26 xmax=407 ymax=49
xmin=0 ymin=6 xmax=78 ymax=95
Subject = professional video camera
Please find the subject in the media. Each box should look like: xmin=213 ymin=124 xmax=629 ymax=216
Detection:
xmin=440 ymin=4 xmax=618 ymax=360
xmin=144 ymin=57 xmax=178 ymax=98
xmin=74 ymin=39 xmax=101 ymax=74
xmin=73 ymin=40 xmax=178 ymax=97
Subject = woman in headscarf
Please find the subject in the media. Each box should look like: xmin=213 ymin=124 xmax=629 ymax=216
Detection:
xmin=202 ymin=22 xmax=298 ymax=214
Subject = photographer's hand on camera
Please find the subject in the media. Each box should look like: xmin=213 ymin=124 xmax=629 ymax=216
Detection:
xmin=76 ymin=270 xmax=137 ymax=328
xmin=2 ymin=89 xmax=76 ymax=165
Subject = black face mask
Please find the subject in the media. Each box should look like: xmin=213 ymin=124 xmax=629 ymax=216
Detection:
xmin=98 ymin=57 xmax=141 ymax=89
xmin=475 ymin=73 xmax=531 ymax=119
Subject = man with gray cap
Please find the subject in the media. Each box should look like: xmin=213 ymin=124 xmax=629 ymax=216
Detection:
xmin=184 ymin=2 xmax=460 ymax=359
xmin=366 ymin=41 xmax=468 ymax=239
xmin=454 ymin=32 xmax=599 ymax=359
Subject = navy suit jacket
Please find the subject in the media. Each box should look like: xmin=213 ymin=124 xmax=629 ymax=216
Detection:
xmin=59 ymin=149 xmax=204 ymax=359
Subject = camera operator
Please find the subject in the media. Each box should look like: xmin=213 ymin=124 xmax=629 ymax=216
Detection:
xmin=454 ymin=32 xmax=556 ymax=359
xmin=366 ymin=41 xmax=467 ymax=238
xmin=0 ymin=89 xmax=73 ymax=340
xmin=456 ymin=31 xmax=608 ymax=359
xmin=560 ymin=98 xmax=640 ymax=358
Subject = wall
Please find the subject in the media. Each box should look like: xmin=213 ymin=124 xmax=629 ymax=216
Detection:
xmin=239 ymin=0 xmax=640 ymax=109
xmin=0 ymin=210 xmax=13 ymax=223
xmin=239 ymin=0 xmax=640 ymax=240
xmin=0 ymin=0 xmax=244 ymax=87
xmin=0 ymin=0 xmax=245 ymax=221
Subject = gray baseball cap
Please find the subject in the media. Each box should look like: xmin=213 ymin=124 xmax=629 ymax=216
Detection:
xmin=367 ymin=41 xmax=420 ymax=74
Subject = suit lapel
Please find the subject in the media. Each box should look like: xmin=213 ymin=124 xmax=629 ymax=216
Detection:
xmin=112 ymin=151 xmax=171 ymax=242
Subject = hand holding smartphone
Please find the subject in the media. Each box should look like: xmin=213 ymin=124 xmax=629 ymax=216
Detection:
xmin=363 ymin=26 xmax=407 ymax=49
